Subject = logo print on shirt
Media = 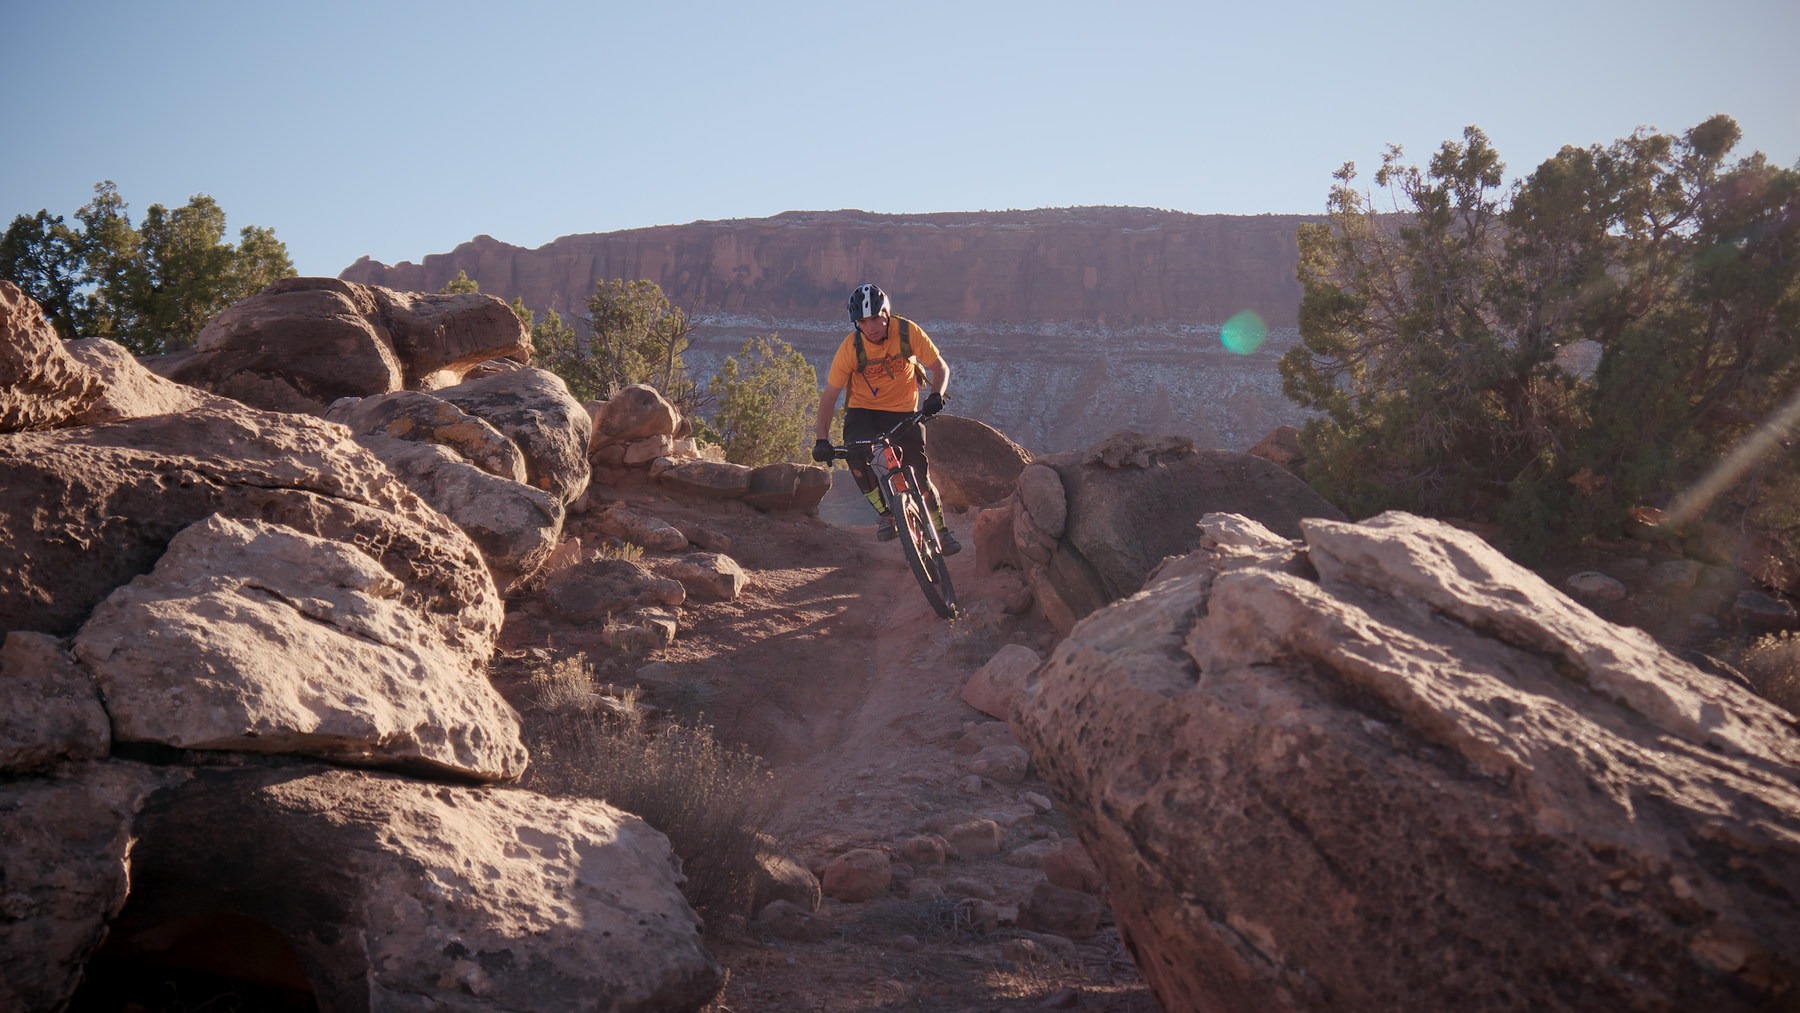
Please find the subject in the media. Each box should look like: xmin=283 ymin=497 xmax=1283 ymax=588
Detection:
xmin=868 ymin=355 xmax=912 ymax=382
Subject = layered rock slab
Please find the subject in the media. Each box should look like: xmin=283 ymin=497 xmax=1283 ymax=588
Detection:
xmin=1015 ymin=511 xmax=1800 ymax=1012
xmin=352 ymin=434 xmax=563 ymax=596
xmin=0 ymin=403 xmax=499 ymax=648
xmin=73 ymin=514 xmax=527 ymax=781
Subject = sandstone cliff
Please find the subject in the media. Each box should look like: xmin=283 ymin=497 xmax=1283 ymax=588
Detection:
xmin=341 ymin=207 xmax=1316 ymax=329
xmin=341 ymin=208 xmax=1325 ymax=455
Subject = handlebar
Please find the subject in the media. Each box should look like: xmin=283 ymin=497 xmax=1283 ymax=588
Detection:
xmin=828 ymin=410 xmax=933 ymax=461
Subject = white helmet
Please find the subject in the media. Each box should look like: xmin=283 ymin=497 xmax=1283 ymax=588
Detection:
xmin=847 ymin=283 xmax=890 ymax=324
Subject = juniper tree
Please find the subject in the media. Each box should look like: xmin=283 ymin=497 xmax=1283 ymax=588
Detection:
xmin=1281 ymin=116 xmax=1799 ymax=555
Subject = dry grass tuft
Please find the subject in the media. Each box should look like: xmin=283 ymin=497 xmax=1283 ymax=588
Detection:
xmin=594 ymin=539 xmax=646 ymax=563
xmin=1737 ymin=631 xmax=1800 ymax=716
xmin=850 ymin=896 xmax=983 ymax=944
xmin=524 ymin=654 xmax=781 ymax=924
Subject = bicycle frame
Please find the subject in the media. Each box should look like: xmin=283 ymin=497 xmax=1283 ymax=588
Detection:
xmin=830 ymin=412 xmax=958 ymax=618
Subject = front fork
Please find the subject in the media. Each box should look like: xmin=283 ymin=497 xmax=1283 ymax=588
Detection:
xmin=868 ymin=445 xmax=942 ymax=549
xmin=881 ymin=471 xmax=944 ymax=554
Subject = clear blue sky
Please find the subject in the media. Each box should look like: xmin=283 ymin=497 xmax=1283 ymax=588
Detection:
xmin=5 ymin=0 xmax=1796 ymax=278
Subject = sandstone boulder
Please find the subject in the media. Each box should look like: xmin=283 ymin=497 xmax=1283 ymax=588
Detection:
xmin=62 ymin=337 xmax=230 ymax=422
xmin=1005 ymin=431 xmax=1346 ymax=632
xmin=354 ymin=435 xmax=562 ymax=595
xmin=923 ymin=414 xmax=1032 ymax=509
xmin=159 ymin=278 xmax=528 ymax=413
xmin=601 ymin=606 xmax=681 ymax=652
xmin=657 ymin=551 xmax=750 ymax=601
xmin=0 ymin=281 xmax=103 ymax=431
xmin=72 ymin=514 xmax=528 ymax=781
xmin=437 ymin=367 xmax=592 ymax=506
xmin=323 ymin=389 xmax=527 ymax=482
xmin=1737 ymin=588 xmax=1800 ymax=631
xmin=898 ymin=834 xmax=950 ymax=866
xmin=821 ymin=848 xmax=892 ymax=902
xmin=752 ymin=850 xmax=824 ymax=914
xmin=367 ymin=284 xmax=531 ymax=380
xmin=105 ymin=765 xmax=723 ymax=1011
xmin=743 ymin=461 xmax=832 ymax=514
xmin=0 ymin=402 xmax=500 ymax=643
xmin=963 ymin=744 xmax=1031 ymax=783
xmin=540 ymin=557 xmax=687 ymax=622
xmin=943 ymin=818 xmax=1004 ymax=859
xmin=961 ymin=643 xmax=1042 ymax=720
xmin=0 ymin=762 xmax=188 ymax=1013
xmin=624 ymin=433 xmax=676 ymax=463
xmin=160 ymin=278 xmax=402 ymax=412
xmin=593 ymin=502 xmax=691 ymax=552
xmin=655 ymin=459 xmax=754 ymax=498
xmin=591 ymin=383 xmax=681 ymax=447
xmin=0 ymin=632 xmax=109 ymax=773
xmin=1016 ymin=882 xmax=1103 ymax=940
xmin=1014 ymin=510 xmax=1800 ymax=1012
xmin=954 ymin=720 xmax=1024 ymax=756
xmin=1040 ymin=839 xmax=1105 ymax=895
xmin=1016 ymin=463 xmax=1068 ymax=539
xmin=972 ymin=505 xmax=1017 ymax=576
xmin=1566 ymin=570 xmax=1628 ymax=602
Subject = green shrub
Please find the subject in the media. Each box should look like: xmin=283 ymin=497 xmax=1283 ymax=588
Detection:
xmin=705 ymin=334 xmax=818 ymax=467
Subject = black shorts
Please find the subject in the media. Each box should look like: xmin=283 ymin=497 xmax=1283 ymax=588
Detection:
xmin=843 ymin=408 xmax=931 ymax=494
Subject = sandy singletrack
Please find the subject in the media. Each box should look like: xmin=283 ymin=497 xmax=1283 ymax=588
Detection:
xmin=492 ymin=487 xmax=1158 ymax=1012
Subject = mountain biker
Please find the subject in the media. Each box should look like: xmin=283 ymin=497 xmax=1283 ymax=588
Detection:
xmin=811 ymin=283 xmax=960 ymax=555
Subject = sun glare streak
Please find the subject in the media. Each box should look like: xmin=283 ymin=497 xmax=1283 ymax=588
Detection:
xmin=1662 ymin=382 xmax=1800 ymax=532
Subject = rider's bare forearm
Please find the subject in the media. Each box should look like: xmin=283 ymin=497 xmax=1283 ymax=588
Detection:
xmin=928 ymin=361 xmax=949 ymax=397
xmin=815 ymin=386 xmax=841 ymax=440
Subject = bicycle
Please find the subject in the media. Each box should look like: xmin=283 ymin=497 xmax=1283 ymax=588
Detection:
xmin=828 ymin=412 xmax=959 ymax=619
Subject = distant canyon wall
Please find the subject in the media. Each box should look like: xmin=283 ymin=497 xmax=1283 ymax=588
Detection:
xmin=340 ymin=208 xmax=1324 ymax=455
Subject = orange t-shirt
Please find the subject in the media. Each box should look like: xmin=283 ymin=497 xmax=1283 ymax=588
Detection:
xmin=825 ymin=315 xmax=941 ymax=413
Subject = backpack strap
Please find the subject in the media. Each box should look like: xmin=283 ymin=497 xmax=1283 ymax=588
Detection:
xmin=897 ymin=317 xmax=926 ymax=385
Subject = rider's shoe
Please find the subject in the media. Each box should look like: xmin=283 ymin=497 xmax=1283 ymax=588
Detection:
xmin=937 ymin=528 xmax=962 ymax=556
xmin=876 ymin=513 xmax=899 ymax=541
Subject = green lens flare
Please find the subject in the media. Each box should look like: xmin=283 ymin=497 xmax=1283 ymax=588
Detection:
xmin=1220 ymin=310 xmax=1268 ymax=355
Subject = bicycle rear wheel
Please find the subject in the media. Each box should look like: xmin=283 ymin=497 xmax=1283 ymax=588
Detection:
xmin=889 ymin=477 xmax=957 ymax=619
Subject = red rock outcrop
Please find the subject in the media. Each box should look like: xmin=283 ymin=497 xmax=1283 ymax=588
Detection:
xmin=984 ymin=431 xmax=1348 ymax=632
xmin=1 ymin=286 xmax=722 ymax=1011
xmin=1013 ymin=511 xmax=1800 ymax=1012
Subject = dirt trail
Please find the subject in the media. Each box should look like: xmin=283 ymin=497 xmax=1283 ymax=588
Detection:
xmin=494 ymin=488 xmax=1157 ymax=1012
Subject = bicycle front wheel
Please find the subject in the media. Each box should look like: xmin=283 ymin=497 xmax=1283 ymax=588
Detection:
xmin=889 ymin=477 xmax=957 ymax=619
